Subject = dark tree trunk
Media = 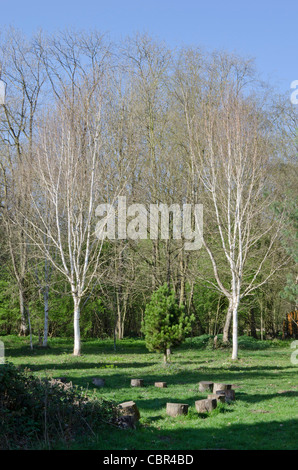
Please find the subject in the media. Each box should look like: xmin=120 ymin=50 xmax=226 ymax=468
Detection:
xmin=250 ymin=307 xmax=257 ymax=338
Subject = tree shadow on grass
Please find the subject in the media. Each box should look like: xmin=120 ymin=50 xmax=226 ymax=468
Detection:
xmin=17 ymin=361 xmax=155 ymax=373
xmin=70 ymin=416 xmax=298 ymax=450
xmin=130 ymin=418 xmax=298 ymax=450
xmin=134 ymin=396 xmax=235 ymax=414
xmin=12 ymin=365 xmax=296 ymax=396
xmin=1 ymin=338 xmax=149 ymax=358
xmin=235 ymin=390 xmax=298 ymax=404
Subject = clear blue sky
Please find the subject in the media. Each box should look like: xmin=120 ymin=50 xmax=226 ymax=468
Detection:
xmin=0 ymin=0 xmax=297 ymax=94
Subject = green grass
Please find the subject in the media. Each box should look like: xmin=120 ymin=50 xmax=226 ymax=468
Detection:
xmin=1 ymin=334 xmax=297 ymax=450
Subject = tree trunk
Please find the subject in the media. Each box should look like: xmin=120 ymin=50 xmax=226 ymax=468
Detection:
xmin=232 ymin=299 xmax=240 ymax=360
xmin=113 ymin=317 xmax=117 ymax=352
xmin=119 ymin=294 xmax=128 ymax=340
xmin=223 ymin=303 xmax=233 ymax=343
xmin=250 ymin=307 xmax=257 ymax=338
xmin=166 ymin=240 xmax=171 ymax=289
xmin=73 ymin=297 xmax=81 ymax=356
xmin=116 ymin=296 xmax=122 ymax=340
xmin=152 ymin=241 xmax=157 ymax=290
xmin=19 ymin=288 xmax=28 ymax=336
xmin=214 ymin=296 xmax=221 ymax=336
xmin=260 ymin=304 xmax=264 ymax=340
xmin=164 ymin=348 xmax=171 ymax=363
xmin=27 ymin=306 xmax=33 ymax=350
xmin=179 ymin=249 xmax=185 ymax=307
xmin=43 ymin=284 xmax=49 ymax=347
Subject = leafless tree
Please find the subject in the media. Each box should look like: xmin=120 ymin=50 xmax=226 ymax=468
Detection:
xmin=175 ymin=50 xmax=289 ymax=359
xmin=0 ymin=28 xmax=46 ymax=335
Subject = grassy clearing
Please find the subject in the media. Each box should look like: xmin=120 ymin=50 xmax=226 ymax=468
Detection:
xmin=1 ymin=335 xmax=297 ymax=450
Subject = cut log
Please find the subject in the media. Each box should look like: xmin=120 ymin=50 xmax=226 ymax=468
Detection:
xmin=118 ymin=415 xmax=137 ymax=429
xmin=166 ymin=403 xmax=189 ymax=417
xmin=92 ymin=377 xmax=105 ymax=388
xmin=195 ymin=398 xmax=217 ymax=413
xmin=213 ymin=382 xmax=232 ymax=393
xmin=155 ymin=382 xmax=167 ymax=388
xmin=118 ymin=401 xmax=140 ymax=421
xmin=198 ymin=381 xmax=214 ymax=393
xmin=224 ymin=389 xmax=235 ymax=402
xmin=208 ymin=393 xmax=225 ymax=403
xmin=130 ymin=379 xmax=144 ymax=387
xmin=215 ymin=390 xmax=226 ymax=398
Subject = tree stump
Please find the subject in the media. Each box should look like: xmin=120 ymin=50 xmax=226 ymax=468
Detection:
xmin=215 ymin=390 xmax=226 ymax=401
xmin=208 ymin=393 xmax=225 ymax=403
xmin=92 ymin=377 xmax=105 ymax=388
xmin=224 ymin=389 xmax=235 ymax=402
xmin=155 ymin=382 xmax=167 ymax=388
xmin=195 ymin=398 xmax=217 ymax=413
xmin=213 ymin=383 xmax=232 ymax=394
xmin=118 ymin=415 xmax=137 ymax=429
xmin=118 ymin=401 xmax=140 ymax=421
xmin=199 ymin=381 xmax=213 ymax=393
xmin=130 ymin=379 xmax=144 ymax=387
xmin=166 ymin=403 xmax=189 ymax=417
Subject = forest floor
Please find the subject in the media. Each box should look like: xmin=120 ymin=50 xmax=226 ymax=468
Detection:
xmin=1 ymin=335 xmax=297 ymax=450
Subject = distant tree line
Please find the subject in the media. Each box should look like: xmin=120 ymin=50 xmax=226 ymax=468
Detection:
xmin=0 ymin=28 xmax=297 ymax=357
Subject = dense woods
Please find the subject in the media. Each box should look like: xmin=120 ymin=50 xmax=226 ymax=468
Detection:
xmin=0 ymin=28 xmax=297 ymax=358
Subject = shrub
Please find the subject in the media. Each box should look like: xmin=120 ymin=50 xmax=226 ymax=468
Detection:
xmin=142 ymin=284 xmax=194 ymax=362
xmin=184 ymin=334 xmax=212 ymax=349
xmin=0 ymin=362 xmax=118 ymax=449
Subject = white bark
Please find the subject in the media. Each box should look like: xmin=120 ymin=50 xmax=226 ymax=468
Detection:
xmin=231 ymin=297 xmax=240 ymax=360
xmin=73 ymin=296 xmax=81 ymax=356
xmin=18 ymin=33 xmax=134 ymax=355
xmin=43 ymin=284 xmax=49 ymax=347
xmin=176 ymin=53 xmax=288 ymax=359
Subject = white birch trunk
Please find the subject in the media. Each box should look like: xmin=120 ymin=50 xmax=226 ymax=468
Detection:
xmin=73 ymin=296 xmax=81 ymax=356
xmin=223 ymin=304 xmax=233 ymax=343
xmin=231 ymin=298 xmax=240 ymax=360
xmin=43 ymin=284 xmax=49 ymax=347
